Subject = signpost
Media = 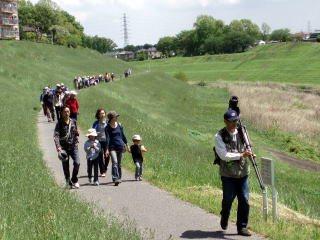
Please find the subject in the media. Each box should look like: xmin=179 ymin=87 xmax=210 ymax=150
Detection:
xmin=261 ymin=157 xmax=277 ymax=222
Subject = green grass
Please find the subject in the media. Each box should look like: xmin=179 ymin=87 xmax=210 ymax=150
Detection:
xmin=132 ymin=42 xmax=320 ymax=86
xmin=77 ymin=72 xmax=319 ymax=240
xmin=0 ymin=41 xmax=142 ymax=240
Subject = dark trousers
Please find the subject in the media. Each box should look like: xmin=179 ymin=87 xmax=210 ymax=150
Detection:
xmin=45 ymin=104 xmax=55 ymax=121
xmin=87 ymin=157 xmax=99 ymax=182
xmin=55 ymin=106 xmax=63 ymax=121
xmin=220 ymin=175 xmax=250 ymax=230
xmin=98 ymin=141 xmax=110 ymax=174
xmin=70 ymin=112 xmax=78 ymax=121
xmin=61 ymin=148 xmax=80 ymax=184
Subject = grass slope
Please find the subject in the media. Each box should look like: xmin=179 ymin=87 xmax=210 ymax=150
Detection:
xmin=78 ymin=72 xmax=319 ymax=240
xmin=132 ymin=42 xmax=320 ymax=86
xmin=0 ymin=41 xmax=142 ymax=239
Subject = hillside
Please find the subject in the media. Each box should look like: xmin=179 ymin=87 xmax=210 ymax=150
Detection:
xmin=77 ymin=72 xmax=319 ymax=240
xmin=0 ymin=41 xmax=141 ymax=240
xmin=132 ymin=42 xmax=320 ymax=85
xmin=0 ymin=41 xmax=319 ymax=240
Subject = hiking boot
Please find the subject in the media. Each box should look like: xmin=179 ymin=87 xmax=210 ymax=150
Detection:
xmin=139 ymin=177 xmax=143 ymax=181
xmin=238 ymin=228 xmax=252 ymax=237
xmin=114 ymin=179 xmax=121 ymax=186
xmin=94 ymin=181 xmax=99 ymax=186
xmin=220 ymin=216 xmax=228 ymax=230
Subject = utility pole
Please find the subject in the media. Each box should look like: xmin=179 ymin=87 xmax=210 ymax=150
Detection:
xmin=123 ymin=13 xmax=129 ymax=48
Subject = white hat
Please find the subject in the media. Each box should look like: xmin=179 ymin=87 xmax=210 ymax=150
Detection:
xmin=61 ymin=83 xmax=64 ymax=86
xmin=56 ymin=84 xmax=61 ymax=87
xmin=86 ymin=128 xmax=98 ymax=137
xmin=132 ymin=135 xmax=141 ymax=141
xmin=70 ymin=91 xmax=77 ymax=95
xmin=65 ymin=91 xmax=70 ymax=94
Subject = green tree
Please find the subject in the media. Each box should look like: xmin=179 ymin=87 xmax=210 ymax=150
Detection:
xmin=222 ymin=31 xmax=254 ymax=53
xmin=229 ymin=19 xmax=260 ymax=39
xmin=270 ymin=28 xmax=291 ymax=41
xmin=175 ymin=30 xmax=199 ymax=56
xmin=317 ymin=35 xmax=320 ymax=42
xmin=156 ymin=36 xmax=175 ymax=56
xmin=261 ymin=22 xmax=271 ymax=40
xmin=124 ymin=45 xmax=138 ymax=52
xmin=193 ymin=15 xmax=224 ymax=54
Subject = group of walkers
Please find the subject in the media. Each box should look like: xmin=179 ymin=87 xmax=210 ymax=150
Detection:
xmin=73 ymin=73 xmax=115 ymax=90
xmin=40 ymin=79 xmax=254 ymax=236
xmin=40 ymin=83 xmax=79 ymax=122
xmin=73 ymin=68 xmax=132 ymax=90
xmin=40 ymin=77 xmax=147 ymax=190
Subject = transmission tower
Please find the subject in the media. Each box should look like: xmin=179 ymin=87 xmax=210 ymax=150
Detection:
xmin=123 ymin=13 xmax=129 ymax=48
xmin=307 ymin=20 xmax=311 ymax=33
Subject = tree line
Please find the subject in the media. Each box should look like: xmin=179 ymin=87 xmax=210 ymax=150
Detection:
xmin=156 ymin=15 xmax=296 ymax=57
xmin=18 ymin=0 xmax=117 ymax=53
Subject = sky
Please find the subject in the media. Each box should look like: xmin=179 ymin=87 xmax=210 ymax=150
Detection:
xmin=29 ymin=0 xmax=320 ymax=47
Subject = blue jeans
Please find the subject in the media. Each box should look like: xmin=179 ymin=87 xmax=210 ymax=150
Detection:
xmin=61 ymin=147 xmax=80 ymax=184
xmin=220 ymin=175 xmax=250 ymax=230
xmin=135 ymin=161 xmax=143 ymax=178
xmin=110 ymin=150 xmax=123 ymax=182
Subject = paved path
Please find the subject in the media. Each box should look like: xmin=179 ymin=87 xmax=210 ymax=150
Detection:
xmin=37 ymin=113 xmax=268 ymax=240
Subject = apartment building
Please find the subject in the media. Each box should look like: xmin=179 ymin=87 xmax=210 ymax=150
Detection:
xmin=0 ymin=0 xmax=19 ymax=40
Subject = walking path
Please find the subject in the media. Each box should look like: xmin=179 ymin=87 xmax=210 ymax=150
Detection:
xmin=37 ymin=113 xmax=268 ymax=240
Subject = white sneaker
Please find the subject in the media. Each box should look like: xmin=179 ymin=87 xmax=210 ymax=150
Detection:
xmin=94 ymin=181 xmax=99 ymax=186
xmin=89 ymin=178 xmax=94 ymax=184
xmin=101 ymin=173 xmax=106 ymax=177
xmin=73 ymin=182 xmax=80 ymax=189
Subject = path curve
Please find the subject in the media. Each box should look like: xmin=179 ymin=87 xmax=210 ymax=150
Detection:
xmin=37 ymin=113 xmax=268 ymax=240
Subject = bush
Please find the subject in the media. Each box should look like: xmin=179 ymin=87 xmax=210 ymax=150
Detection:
xmin=317 ymin=35 xmax=320 ymax=42
xmin=173 ymin=72 xmax=188 ymax=81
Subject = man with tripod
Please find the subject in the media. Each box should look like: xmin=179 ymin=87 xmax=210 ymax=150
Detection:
xmin=215 ymin=109 xmax=253 ymax=236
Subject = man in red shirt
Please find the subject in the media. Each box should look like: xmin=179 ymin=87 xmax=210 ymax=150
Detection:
xmin=65 ymin=91 xmax=79 ymax=120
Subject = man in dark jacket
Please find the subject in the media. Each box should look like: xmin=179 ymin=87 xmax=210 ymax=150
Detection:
xmin=54 ymin=106 xmax=80 ymax=189
xmin=43 ymin=89 xmax=55 ymax=122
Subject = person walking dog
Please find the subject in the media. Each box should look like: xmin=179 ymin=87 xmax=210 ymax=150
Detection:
xmin=54 ymin=106 xmax=81 ymax=189
xmin=214 ymin=109 xmax=253 ymax=237
xmin=105 ymin=111 xmax=130 ymax=186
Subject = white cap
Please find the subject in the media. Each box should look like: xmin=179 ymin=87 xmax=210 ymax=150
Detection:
xmin=132 ymin=135 xmax=141 ymax=141
xmin=86 ymin=128 xmax=98 ymax=137
xmin=70 ymin=91 xmax=77 ymax=95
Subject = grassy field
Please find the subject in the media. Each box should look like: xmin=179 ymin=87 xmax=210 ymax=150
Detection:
xmin=132 ymin=42 xmax=320 ymax=86
xmin=1 ymin=40 xmax=320 ymax=240
xmin=78 ymin=72 xmax=319 ymax=240
xmin=0 ymin=41 xmax=142 ymax=239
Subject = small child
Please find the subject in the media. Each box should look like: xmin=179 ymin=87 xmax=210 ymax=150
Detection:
xmin=84 ymin=128 xmax=101 ymax=185
xmin=130 ymin=135 xmax=147 ymax=181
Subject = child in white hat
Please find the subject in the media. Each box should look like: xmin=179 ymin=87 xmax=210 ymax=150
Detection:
xmin=130 ymin=135 xmax=147 ymax=181
xmin=84 ymin=128 xmax=101 ymax=185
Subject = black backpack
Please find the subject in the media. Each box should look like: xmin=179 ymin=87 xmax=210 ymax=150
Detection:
xmin=213 ymin=128 xmax=231 ymax=165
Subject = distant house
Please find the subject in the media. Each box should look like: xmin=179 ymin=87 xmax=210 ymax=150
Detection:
xmin=306 ymin=32 xmax=320 ymax=41
xmin=116 ymin=51 xmax=135 ymax=61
